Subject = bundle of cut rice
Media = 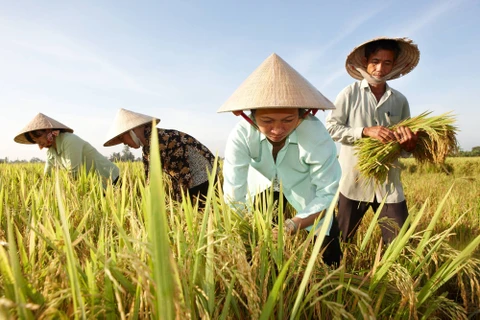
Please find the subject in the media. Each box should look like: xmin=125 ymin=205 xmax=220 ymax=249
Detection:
xmin=354 ymin=111 xmax=458 ymax=184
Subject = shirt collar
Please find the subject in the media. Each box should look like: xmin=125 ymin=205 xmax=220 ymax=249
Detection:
xmin=52 ymin=133 xmax=64 ymax=155
xmin=360 ymin=79 xmax=392 ymax=95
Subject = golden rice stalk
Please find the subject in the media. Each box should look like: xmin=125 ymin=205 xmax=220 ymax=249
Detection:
xmin=355 ymin=111 xmax=459 ymax=184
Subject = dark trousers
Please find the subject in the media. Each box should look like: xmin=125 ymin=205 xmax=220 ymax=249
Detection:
xmin=337 ymin=193 xmax=409 ymax=244
xmin=255 ymin=191 xmax=342 ymax=267
xmin=320 ymin=218 xmax=342 ymax=267
xmin=189 ymin=180 xmax=211 ymax=210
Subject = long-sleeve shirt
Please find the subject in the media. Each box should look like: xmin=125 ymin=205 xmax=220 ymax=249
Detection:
xmin=325 ymin=79 xmax=410 ymax=203
xmin=142 ymin=125 xmax=216 ymax=201
xmin=45 ymin=132 xmax=119 ymax=188
xmin=223 ymin=114 xmax=341 ymax=233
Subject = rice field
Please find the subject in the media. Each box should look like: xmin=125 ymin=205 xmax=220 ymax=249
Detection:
xmin=1 ymin=148 xmax=480 ymax=319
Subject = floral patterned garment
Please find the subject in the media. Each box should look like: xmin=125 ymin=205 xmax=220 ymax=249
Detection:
xmin=142 ymin=125 xmax=217 ymax=200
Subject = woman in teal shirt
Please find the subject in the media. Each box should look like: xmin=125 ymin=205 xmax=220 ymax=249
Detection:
xmin=14 ymin=113 xmax=120 ymax=188
xmin=219 ymin=53 xmax=342 ymax=266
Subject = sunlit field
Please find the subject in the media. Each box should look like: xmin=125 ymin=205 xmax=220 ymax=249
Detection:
xmin=1 ymin=148 xmax=479 ymax=318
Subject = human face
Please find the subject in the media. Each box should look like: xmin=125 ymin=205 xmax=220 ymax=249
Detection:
xmin=31 ymin=130 xmax=55 ymax=150
xmin=119 ymin=131 xmax=141 ymax=149
xmin=364 ymin=49 xmax=395 ymax=80
xmin=254 ymin=108 xmax=301 ymax=143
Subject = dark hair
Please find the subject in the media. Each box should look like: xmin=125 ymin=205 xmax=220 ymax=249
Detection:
xmin=29 ymin=130 xmax=48 ymax=139
xmin=250 ymin=108 xmax=307 ymax=118
xmin=24 ymin=132 xmax=36 ymax=143
xmin=24 ymin=129 xmax=67 ymax=143
xmin=364 ymin=40 xmax=400 ymax=61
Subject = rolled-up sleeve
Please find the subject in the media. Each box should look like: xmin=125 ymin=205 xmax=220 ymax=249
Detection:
xmin=60 ymin=137 xmax=84 ymax=177
xmin=44 ymin=153 xmax=54 ymax=176
xmin=326 ymin=87 xmax=364 ymax=145
xmin=295 ymin=131 xmax=341 ymax=219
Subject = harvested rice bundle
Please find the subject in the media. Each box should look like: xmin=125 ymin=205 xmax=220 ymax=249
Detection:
xmin=355 ymin=111 xmax=458 ymax=184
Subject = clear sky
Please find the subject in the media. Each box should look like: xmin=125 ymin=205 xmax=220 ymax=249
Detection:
xmin=1 ymin=0 xmax=479 ymax=161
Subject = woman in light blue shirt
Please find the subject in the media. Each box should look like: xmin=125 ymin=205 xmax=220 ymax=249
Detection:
xmin=219 ymin=53 xmax=342 ymax=266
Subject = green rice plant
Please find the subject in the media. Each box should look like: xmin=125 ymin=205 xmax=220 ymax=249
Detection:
xmin=290 ymin=191 xmax=336 ymax=318
xmin=355 ymin=111 xmax=459 ymax=184
xmin=0 ymin=158 xmax=479 ymax=319
xmin=4 ymin=210 xmax=35 ymax=319
xmin=401 ymin=157 xmax=480 ymax=251
xmin=55 ymin=174 xmax=86 ymax=320
xmin=342 ymin=186 xmax=480 ymax=319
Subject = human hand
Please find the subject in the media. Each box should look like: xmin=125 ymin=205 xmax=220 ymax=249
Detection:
xmin=272 ymin=219 xmax=298 ymax=240
xmin=394 ymin=126 xmax=418 ymax=152
xmin=362 ymin=126 xmax=396 ymax=144
xmin=272 ymin=226 xmax=280 ymax=240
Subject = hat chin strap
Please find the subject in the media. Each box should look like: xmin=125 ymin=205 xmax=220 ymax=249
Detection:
xmin=354 ymin=64 xmax=406 ymax=85
xmin=129 ymin=130 xmax=144 ymax=147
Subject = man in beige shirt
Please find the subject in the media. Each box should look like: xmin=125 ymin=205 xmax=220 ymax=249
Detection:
xmin=326 ymin=37 xmax=420 ymax=243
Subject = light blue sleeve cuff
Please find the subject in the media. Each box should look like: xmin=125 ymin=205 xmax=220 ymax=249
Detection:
xmin=302 ymin=216 xmax=333 ymax=236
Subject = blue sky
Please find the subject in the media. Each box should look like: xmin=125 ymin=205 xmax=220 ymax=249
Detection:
xmin=1 ymin=0 xmax=479 ymax=161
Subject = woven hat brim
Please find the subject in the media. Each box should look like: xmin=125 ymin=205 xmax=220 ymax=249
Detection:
xmin=346 ymin=37 xmax=420 ymax=80
xmin=14 ymin=113 xmax=74 ymax=144
xmin=218 ymin=53 xmax=335 ymax=113
xmin=104 ymin=109 xmax=160 ymax=147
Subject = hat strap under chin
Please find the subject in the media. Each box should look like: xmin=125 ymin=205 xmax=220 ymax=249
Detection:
xmin=129 ymin=130 xmax=144 ymax=147
xmin=303 ymin=109 xmax=317 ymax=117
xmin=239 ymin=111 xmax=259 ymax=130
xmin=353 ymin=63 xmax=408 ymax=84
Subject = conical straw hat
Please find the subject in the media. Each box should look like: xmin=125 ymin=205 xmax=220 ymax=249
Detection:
xmin=346 ymin=37 xmax=420 ymax=80
xmin=14 ymin=113 xmax=74 ymax=144
xmin=104 ymin=108 xmax=160 ymax=147
xmin=218 ymin=53 xmax=335 ymax=113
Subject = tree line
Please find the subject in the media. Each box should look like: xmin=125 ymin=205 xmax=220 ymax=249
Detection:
xmin=107 ymin=145 xmax=141 ymax=162
xmin=2 ymin=146 xmax=479 ymax=164
xmin=1 ymin=146 xmax=141 ymax=164
xmin=452 ymin=146 xmax=480 ymax=157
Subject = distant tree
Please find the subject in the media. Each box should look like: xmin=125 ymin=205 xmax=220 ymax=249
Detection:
xmin=109 ymin=146 xmax=136 ymax=162
xmin=472 ymin=146 xmax=480 ymax=156
xmin=121 ymin=145 xmax=135 ymax=162
xmin=30 ymin=157 xmax=44 ymax=163
xmin=455 ymin=146 xmax=480 ymax=157
xmin=12 ymin=159 xmax=28 ymax=163
xmin=109 ymin=152 xmax=122 ymax=162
